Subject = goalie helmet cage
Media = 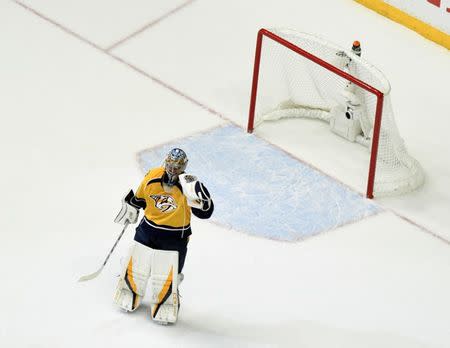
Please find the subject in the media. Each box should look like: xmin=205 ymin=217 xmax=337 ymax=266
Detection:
xmin=247 ymin=28 xmax=424 ymax=198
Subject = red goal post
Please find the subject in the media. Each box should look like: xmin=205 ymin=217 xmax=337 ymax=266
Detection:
xmin=247 ymin=28 xmax=423 ymax=198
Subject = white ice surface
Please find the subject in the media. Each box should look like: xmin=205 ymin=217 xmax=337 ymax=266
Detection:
xmin=1 ymin=0 xmax=449 ymax=347
xmin=112 ymin=0 xmax=450 ymax=240
xmin=18 ymin=0 xmax=190 ymax=49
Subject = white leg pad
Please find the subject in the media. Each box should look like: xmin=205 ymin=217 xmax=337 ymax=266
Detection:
xmin=114 ymin=242 xmax=153 ymax=312
xmin=149 ymin=250 xmax=179 ymax=324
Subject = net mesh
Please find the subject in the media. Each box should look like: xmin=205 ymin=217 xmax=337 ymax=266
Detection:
xmin=253 ymin=29 xmax=424 ymax=196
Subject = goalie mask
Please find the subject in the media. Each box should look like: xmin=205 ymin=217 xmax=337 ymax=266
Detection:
xmin=164 ymin=148 xmax=188 ymax=185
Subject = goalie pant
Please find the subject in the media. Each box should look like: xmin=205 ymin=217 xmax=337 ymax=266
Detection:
xmin=134 ymin=218 xmax=190 ymax=272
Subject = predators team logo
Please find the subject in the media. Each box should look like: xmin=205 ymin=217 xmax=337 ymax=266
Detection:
xmin=150 ymin=195 xmax=177 ymax=213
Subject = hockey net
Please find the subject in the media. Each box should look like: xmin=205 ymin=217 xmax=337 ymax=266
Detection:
xmin=247 ymin=28 xmax=424 ymax=198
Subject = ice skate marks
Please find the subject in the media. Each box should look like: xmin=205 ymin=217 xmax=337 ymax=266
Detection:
xmin=138 ymin=125 xmax=382 ymax=241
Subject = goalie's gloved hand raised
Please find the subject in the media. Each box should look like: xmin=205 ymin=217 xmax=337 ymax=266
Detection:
xmin=179 ymin=174 xmax=212 ymax=211
xmin=114 ymin=190 xmax=140 ymax=225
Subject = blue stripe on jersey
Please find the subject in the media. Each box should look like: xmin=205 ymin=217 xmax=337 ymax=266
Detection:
xmin=138 ymin=125 xmax=382 ymax=242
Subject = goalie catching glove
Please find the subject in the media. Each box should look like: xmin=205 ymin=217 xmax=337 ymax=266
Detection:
xmin=114 ymin=190 xmax=140 ymax=225
xmin=179 ymin=174 xmax=212 ymax=211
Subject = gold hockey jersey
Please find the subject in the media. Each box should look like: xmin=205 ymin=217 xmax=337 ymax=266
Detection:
xmin=134 ymin=167 xmax=191 ymax=231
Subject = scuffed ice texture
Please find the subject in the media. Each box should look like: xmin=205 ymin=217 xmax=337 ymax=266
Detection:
xmin=138 ymin=125 xmax=382 ymax=241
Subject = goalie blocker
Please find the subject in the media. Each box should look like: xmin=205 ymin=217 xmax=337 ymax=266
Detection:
xmin=114 ymin=242 xmax=181 ymax=324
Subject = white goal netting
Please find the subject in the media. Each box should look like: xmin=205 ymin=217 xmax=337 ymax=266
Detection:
xmin=251 ymin=28 xmax=424 ymax=197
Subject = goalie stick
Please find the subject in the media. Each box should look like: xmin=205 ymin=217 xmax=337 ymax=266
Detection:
xmin=78 ymin=221 xmax=130 ymax=282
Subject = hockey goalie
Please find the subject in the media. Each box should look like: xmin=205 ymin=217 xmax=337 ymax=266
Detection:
xmin=113 ymin=148 xmax=214 ymax=324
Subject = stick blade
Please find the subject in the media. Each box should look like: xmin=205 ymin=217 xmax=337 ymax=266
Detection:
xmin=78 ymin=267 xmax=103 ymax=282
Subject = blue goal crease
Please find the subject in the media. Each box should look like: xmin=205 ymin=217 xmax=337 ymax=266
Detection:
xmin=137 ymin=124 xmax=382 ymax=242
